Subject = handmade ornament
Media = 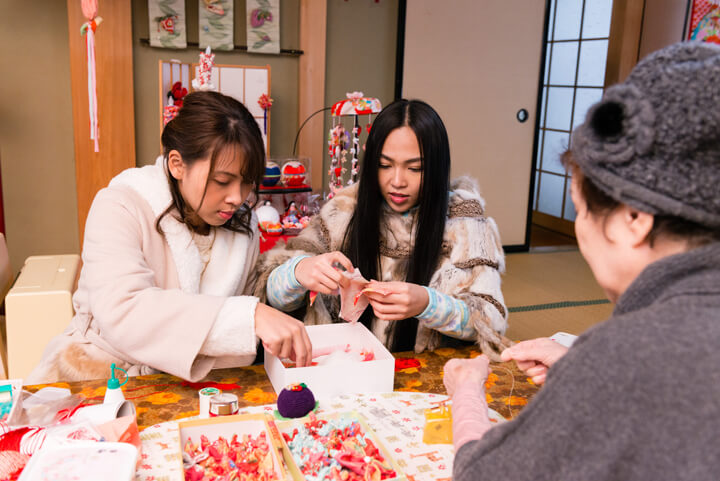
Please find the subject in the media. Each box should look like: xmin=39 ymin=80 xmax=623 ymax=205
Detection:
xmin=280 ymin=413 xmax=398 ymax=480
xmin=276 ymin=383 xmax=315 ymax=419
xmin=280 ymin=201 xmax=309 ymax=235
xmin=256 ymin=201 xmax=282 ymax=235
xmin=163 ymin=101 xmax=180 ymax=127
xmin=80 ymin=0 xmax=102 ymax=153
xmin=183 ymin=432 xmax=279 ymax=480
xmin=168 ymin=81 xmax=188 ymax=108
xmin=327 ymin=125 xmax=348 ymax=198
xmin=192 ymin=46 xmax=216 ymax=91
xmin=280 ymin=161 xmax=307 ymax=187
xmin=262 ymin=161 xmax=281 ymax=187
xmin=258 ymin=93 xmax=273 ymax=135
xmin=328 ymin=92 xmax=382 ymax=195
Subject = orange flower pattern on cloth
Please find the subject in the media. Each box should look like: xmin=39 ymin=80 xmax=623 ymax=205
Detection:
xmin=243 ymin=388 xmax=276 ymax=404
xmin=146 ymin=392 xmax=182 ymax=405
xmin=397 ymin=379 xmax=423 ymax=392
xmin=22 ymin=344 xmax=538 ymax=433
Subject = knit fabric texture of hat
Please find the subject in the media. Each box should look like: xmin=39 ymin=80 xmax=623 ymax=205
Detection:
xmin=570 ymin=41 xmax=720 ymax=228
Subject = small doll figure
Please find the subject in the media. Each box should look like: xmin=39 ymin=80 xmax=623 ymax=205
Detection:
xmin=281 ymin=201 xmax=308 ymax=235
xmin=284 ymin=201 xmax=300 ymax=225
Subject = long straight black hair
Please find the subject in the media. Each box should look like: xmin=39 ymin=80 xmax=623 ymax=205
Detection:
xmin=343 ymin=99 xmax=451 ymax=351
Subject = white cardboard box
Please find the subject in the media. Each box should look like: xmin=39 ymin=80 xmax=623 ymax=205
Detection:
xmin=264 ymin=322 xmax=395 ymax=400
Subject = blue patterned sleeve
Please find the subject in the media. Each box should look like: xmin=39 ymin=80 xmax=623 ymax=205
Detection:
xmin=416 ymin=286 xmax=474 ymax=340
xmin=266 ymin=255 xmax=311 ymax=311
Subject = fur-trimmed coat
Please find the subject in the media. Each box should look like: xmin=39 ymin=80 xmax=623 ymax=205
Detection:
xmin=27 ymin=159 xmax=260 ymax=384
xmin=255 ymin=177 xmax=509 ymax=357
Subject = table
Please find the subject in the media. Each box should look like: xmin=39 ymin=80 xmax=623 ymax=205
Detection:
xmin=27 ymin=344 xmax=538 ymax=431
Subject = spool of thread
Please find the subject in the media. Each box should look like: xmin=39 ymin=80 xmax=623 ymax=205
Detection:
xmin=209 ymin=393 xmax=239 ymax=417
xmin=198 ymin=387 xmax=221 ymax=418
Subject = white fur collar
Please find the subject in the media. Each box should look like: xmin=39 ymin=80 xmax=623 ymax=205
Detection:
xmin=109 ymin=156 xmax=251 ymax=296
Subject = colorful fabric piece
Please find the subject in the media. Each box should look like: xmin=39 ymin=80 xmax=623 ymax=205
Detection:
xmin=247 ymin=0 xmax=280 ymax=54
xmin=148 ymin=0 xmax=187 ymax=49
xmin=199 ymin=0 xmax=234 ymax=51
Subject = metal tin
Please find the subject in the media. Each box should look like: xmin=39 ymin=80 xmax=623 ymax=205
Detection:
xmin=198 ymin=387 xmax=221 ymax=418
xmin=209 ymin=393 xmax=239 ymax=417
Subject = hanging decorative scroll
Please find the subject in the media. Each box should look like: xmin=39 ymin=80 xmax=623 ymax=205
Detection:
xmin=688 ymin=0 xmax=720 ymax=43
xmin=148 ymin=0 xmax=187 ymax=49
xmin=247 ymin=0 xmax=280 ymax=54
xmin=199 ymin=0 xmax=234 ymax=51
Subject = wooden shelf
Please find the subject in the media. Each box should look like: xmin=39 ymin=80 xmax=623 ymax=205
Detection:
xmin=259 ymin=185 xmax=312 ymax=194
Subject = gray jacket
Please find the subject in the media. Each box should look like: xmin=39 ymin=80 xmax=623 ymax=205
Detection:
xmin=454 ymin=242 xmax=720 ymax=480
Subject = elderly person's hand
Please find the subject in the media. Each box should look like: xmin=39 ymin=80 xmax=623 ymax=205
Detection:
xmin=443 ymin=355 xmax=491 ymax=398
xmin=501 ymin=338 xmax=568 ymax=385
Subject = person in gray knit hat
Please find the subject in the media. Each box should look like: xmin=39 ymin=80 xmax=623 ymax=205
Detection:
xmin=444 ymin=41 xmax=720 ymax=481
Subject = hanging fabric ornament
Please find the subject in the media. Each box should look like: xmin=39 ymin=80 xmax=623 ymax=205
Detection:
xmin=192 ymin=46 xmax=216 ymax=91
xmin=257 ymin=94 xmax=273 ymax=135
xmin=80 ymin=0 xmax=102 ymax=153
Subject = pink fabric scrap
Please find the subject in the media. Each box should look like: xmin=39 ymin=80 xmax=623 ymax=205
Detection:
xmin=339 ymin=269 xmax=369 ymax=323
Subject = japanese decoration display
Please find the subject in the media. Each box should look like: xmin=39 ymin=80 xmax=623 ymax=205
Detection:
xmin=80 ymin=0 xmax=102 ymax=152
xmin=262 ymin=161 xmax=281 ymax=187
xmin=198 ymin=0 xmax=234 ymax=51
xmin=688 ymin=0 xmax=720 ymax=43
xmin=192 ymin=46 xmax=216 ymax=91
xmin=163 ymin=81 xmax=187 ymax=126
xmin=256 ymin=201 xmax=282 ymax=236
xmin=328 ymin=92 xmax=382 ymax=197
xmin=258 ymin=93 xmax=273 ymax=135
xmin=247 ymin=0 xmax=280 ymax=54
xmin=280 ymin=161 xmax=307 ymax=187
xmin=148 ymin=0 xmax=187 ymax=49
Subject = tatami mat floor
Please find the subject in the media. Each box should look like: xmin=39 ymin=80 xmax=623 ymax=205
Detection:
xmin=502 ymin=232 xmax=613 ymax=341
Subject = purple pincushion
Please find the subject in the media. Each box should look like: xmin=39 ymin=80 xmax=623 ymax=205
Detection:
xmin=277 ymin=383 xmax=315 ymax=418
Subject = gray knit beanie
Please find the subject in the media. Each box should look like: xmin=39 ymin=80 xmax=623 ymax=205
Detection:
xmin=571 ymin=41 xmax=720 ymax=228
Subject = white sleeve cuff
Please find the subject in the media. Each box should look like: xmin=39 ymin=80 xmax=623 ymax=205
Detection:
xmin=200 ymin=296 xmax=259 ymax=357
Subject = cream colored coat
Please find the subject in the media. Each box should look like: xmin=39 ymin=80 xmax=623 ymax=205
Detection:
xmin=28 ymin=160 xmax=260 ymax=384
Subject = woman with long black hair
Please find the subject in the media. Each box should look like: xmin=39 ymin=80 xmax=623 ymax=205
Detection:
xmin=255 ymin=99 xmax=507 ymax=355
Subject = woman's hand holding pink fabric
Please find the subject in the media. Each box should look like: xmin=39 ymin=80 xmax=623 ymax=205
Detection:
xmin=254 ymin=303 xmax=313 ymax=367
xmin=294 ymin=252 xmax=354 ymax=294
xmin=363 ymin=280 xmax=429 ymax=320
xmin=443 ymin=356 xmax=491 ymax=397
xmin=501 ymin=337 xmax=568 ymax=385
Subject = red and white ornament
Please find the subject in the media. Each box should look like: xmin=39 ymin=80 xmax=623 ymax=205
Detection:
xmin=281 ymin=161 xmax=307 ymax=187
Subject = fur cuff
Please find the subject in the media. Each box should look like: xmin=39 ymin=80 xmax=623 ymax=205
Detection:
xmin=200 ymin=296 xmax=259 ymax=357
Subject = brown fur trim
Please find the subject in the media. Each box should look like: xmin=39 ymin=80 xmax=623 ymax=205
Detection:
xmin=454 ymin=258 xmax=500 ymax=270
xmin=379 ymin=243 xmax=411 ymax=259
xmin=318 ymin=217 xmax=332 ymax=251
xmin=449 ymin=200 xmax=484 ymax=218
xmin=478 ymin=293 xmax=507 ymax=318
xmin=286 ymin=237 xmax=326 ymax=256
xmin=58 ymin=343 xmax=125 ymax=382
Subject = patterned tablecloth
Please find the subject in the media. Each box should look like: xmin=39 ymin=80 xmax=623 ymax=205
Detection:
xmin=27 ymin=344 xmax=539 ymax=480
